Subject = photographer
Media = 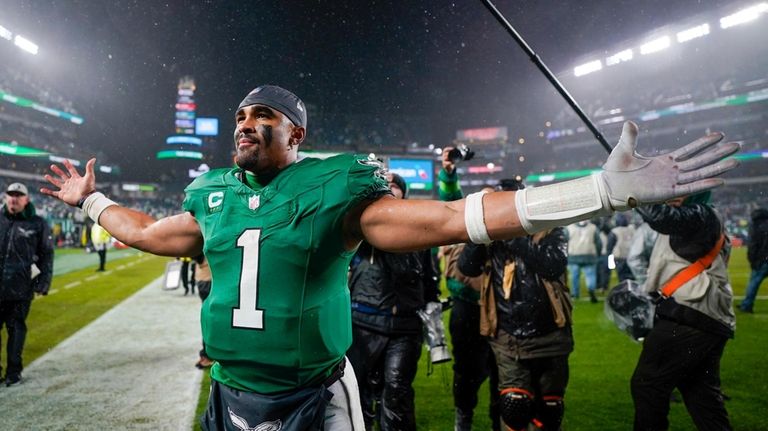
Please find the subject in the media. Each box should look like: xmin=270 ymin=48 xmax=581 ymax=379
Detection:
xmin=459 ymin=179 xmax=573 ymax=431
xmin=631 ymin=192 xmax=734 ymax=430
xmin=438 ymin=146 xmax=500 ymax=431
xmin=346 ymin=173 xmax=440 ymax=431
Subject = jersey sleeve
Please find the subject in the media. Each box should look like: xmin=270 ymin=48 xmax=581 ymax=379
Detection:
xmin=182 ymin=168 xmax=230 ymax=216
xmin=182 ymin=178 xmax=205 ymax=216
xmin=345 ymin=154 xmax=391 ymax=206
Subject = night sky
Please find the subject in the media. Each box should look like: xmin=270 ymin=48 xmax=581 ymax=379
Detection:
xmin=1 ymin=0 xmax=752 ymax=181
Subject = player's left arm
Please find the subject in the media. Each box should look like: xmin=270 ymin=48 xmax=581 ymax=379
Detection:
xmin=348 ymin=121 xmax=740 ymax=253
xmin=346 ymin=192 xmax=526 ymax=252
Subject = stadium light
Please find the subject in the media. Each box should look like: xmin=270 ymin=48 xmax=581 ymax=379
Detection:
xmin=605 ymin=49 xmax=633 ymax=66
xmin=640 ymin=36 xmax=671 ymax=55
xmin=574 ymin=59 xmax=602 ymax=77
xmin=676 ymin=23 xmax=710 ymax=43
xmin=720 ymin=3 xmax=768 ymax=29
xmin=0 ymin=24 xmax=11 ymax=41
xmin=14 ymin=34 xmax=38 ymax=55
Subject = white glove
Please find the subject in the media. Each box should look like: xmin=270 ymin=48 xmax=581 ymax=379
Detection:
xmin=597 ymin=121 xmax=740 ymax=211
xmin=515 ymin=121 xmax=739 ymax=233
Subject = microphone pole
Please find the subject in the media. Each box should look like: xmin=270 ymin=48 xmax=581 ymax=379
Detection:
xmin=480 ymin=0 xmax=612 ymax=154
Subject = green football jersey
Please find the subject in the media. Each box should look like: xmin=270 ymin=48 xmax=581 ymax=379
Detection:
xmin=183 ymin=153 xmax=389 ymax=394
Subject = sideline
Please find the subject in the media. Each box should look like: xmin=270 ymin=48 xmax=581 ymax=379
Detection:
xmin=53 ymin=247 xmax=141 ymax=276
xmin=0 ymin=277 xmax=204 ymax=430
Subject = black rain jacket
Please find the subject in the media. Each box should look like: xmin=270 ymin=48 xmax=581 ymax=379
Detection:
xmin=349 ymin=242 xmax=439 ymax=335
xmin=458 ymin=228 xmax=569 ymax=339
xmin=0 ymin=202 xmax=54 ymax=300
xmin=748 ymin=208 xmax=768 ymax=269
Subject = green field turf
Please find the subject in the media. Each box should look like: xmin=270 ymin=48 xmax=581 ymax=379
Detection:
xmin=13 ymin=247 xmax=767 ymax=430
xmin=22 ymin=250 xmax=171 ymax=365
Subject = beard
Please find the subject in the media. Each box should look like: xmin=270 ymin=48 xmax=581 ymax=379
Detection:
xmin=234 ymin=125 xmax=273 ymax=172
xmin=234 ymin=147 xmax=260 ymax=172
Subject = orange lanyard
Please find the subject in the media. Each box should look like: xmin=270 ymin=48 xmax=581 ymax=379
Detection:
xmin=660 ymin=234 xmax=725 ymax=298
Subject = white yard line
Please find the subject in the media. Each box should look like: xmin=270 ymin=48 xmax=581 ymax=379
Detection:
xmin=63 ymin=281 xmax=82 ymax=289
xmin=0 ymin=277 xmax=204 ymax=430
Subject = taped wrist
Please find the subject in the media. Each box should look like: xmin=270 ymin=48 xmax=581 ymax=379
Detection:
xmin=464 ymin=191 xmax=492 ymax=244
xmin=81 ymin=192 xmax=118 ymax=224
xmin=515 ymin=174 xmax=613 ymax=234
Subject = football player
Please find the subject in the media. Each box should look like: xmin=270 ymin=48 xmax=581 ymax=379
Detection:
xmin=42 ymin=85 xmax=738 ymax=430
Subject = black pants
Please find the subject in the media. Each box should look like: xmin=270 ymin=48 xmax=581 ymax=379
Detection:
xmin=0 ymin=299 xmax=32 ymax=378
xmin=197 ymin=280 xmax=212 ymax=358
xmin=597 ymin=255 xmax=611 ymax=290
xmin=449 ymin=297 xmax=500 ymax=430
xmin=347 ymin=325 xmax=422 ymax=431
xmin=96 ymin=249 xmax=107 ymax=271
xmin=180 ymin=261 xmax=191 ymax=294
xmin=631 ymin=318 xmax=731 ymax=431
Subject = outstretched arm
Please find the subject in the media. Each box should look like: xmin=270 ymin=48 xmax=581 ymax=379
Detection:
xmin=41 ymin=158 xmax=203 ymax=257
xmin=352 ymin=192 xmax=524 ymax=252
xmin=352 ymin=122 xmax=739 ymax=253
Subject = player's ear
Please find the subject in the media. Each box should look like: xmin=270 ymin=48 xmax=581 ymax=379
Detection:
xmin=291 ymin=126 xmax=306 ymax=146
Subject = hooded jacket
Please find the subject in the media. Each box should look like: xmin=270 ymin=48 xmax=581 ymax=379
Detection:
xmin=1 ymin=202 xmax=54 ymax=300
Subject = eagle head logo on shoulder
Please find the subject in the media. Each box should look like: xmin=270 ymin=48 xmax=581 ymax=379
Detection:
xmin=357 ymin=156 xmax=388 ymax=182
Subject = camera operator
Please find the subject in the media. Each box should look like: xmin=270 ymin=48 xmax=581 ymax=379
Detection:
xmin=631 ymin=192 xmax=734 ymax=430
xmin=438 ymin=147 xmax=500 ymax=431
xmin=346 ymin=173 xmax=440 ymax=431
xmin=459 ymin=179 xmax=573 ymax=431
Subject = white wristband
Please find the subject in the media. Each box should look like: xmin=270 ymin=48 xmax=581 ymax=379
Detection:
xmin=464 ymin=191 xmax=492 ymax=245
xmin=515 ymin=174 xmax=612 ymax=234
xmin=81 ymin=192 xmax=118 ymax=224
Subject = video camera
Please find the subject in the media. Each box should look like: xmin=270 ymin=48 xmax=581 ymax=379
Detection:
xmin=447 ymin=144 xmax=475 ymax=164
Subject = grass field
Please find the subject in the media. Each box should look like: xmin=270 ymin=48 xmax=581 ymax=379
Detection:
xmin=23 ymin=249 xmax=170 ymax=366
xmin=15 ymin=247 xmax=768 ymax=430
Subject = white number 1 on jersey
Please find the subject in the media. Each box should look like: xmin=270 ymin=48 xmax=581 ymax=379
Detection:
xmin=232 ymin=229 xmax=265 ymax=329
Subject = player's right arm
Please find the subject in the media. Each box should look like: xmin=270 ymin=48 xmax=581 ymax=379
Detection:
xmin=41 ymin=158 xmax=204 ymax=257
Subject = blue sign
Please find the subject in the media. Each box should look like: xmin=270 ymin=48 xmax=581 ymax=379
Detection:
xmin=388 ymin=158 xmax=434 ymax=191
xmin=196 ymin=117 xmax=219 ymax=136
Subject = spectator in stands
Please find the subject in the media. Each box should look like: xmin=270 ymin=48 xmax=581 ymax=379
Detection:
xmin=631 ymin=192 xmax=734 ymax=430
xmin=458 ymin=178 xmax=573 ymax=431
xmin=607 ymin=213 xmax=636 ymax=282
xmin=0 ymin=183 xmax=54 ymax=387
xmin=739 ymin=208 xmax=768 ymax=313
xmin=566 ymin=221 xmax=601 ymax=303
xmin=346 ymin=173 xmax=440 ymax=431
xmin=90 ymin=222 xmax=111 ymax=272
xmin=194 ymin=254 xmax=213 ymax=369
xmin=438 ymin=149 xmax=500 ymax=431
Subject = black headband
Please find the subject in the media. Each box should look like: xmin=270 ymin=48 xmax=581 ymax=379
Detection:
xmin=237 ymin=85 xmax=307 ymax=128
